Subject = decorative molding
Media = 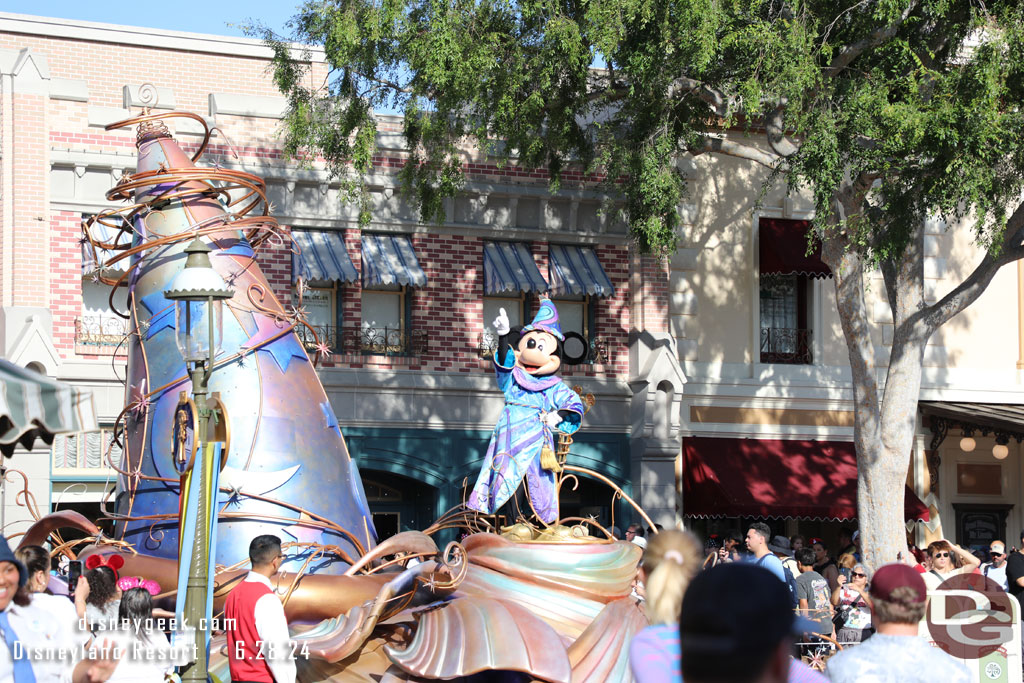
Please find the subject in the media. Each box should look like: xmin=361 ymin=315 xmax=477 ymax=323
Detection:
xmin=123 ymin=84 xmax=175 ymax=110
xmin=49 ymin=77 xmax=89 ymax=102
xmin=87 ymin=106 xmax=131 ymax=129
xmin=209 ymin=92 xmax=288 ymax=119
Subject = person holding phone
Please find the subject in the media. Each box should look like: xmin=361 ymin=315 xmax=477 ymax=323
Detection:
xmin=831 ymin=563 xmax=873 ymax=643
xmin=1 ymin=537 xmax=88 ymax=682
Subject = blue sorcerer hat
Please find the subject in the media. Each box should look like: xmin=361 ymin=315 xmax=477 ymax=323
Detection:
xmin=523 ymin=298 xmax=564 ymax=341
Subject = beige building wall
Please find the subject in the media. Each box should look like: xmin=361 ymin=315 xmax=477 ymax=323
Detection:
xmin=674 ymin=134 xmax=1024 ymax=541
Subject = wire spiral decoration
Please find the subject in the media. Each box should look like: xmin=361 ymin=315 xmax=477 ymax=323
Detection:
xmin=79 ymin=102 xmax=361 ymax=569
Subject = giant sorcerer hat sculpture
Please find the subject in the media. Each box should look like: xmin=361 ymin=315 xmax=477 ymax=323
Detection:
xmin=81 ymin=96 xmax=376 ymax=574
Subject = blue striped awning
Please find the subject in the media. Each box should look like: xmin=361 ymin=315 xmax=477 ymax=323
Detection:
xmin=82 ymin=217 xmax=127 ymax=275
xmin=483 ymin=241 xmax=548 ymax=295
xmin=549 ymin=244 xmax=615 ymax=297
xmin=292 ymin=230 xmax=359 ymax=284
xmin=361 ymin=234 xmax=427 ymax=288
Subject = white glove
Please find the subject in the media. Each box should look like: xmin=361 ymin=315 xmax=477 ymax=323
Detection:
xmin=493 ymin=307 xmax=510 ymax=336
xmin=543 ymin=411 xmax=563 ymax=428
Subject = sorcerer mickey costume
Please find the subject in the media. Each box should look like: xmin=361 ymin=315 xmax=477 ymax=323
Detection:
xmin=467 ymin=298 xmax=585 ymax=523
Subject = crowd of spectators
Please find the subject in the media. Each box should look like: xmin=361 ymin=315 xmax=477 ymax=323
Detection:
xmin=625 ymin=520 xmax=1013 ymax=682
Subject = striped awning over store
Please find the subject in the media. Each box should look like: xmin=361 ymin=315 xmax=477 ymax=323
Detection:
xmin=548 ymin=244 xmax=615 ymax=297
xmin=361 ymin=234 xmax=428 ymax=288
xmin=0 ymin=359 xmax=97 ymax=457
xmin=483 ymin=241 xmax=548 ymax=295
xmin=82 ymin=217 xmax=128 ymax=275
xmin=291 ymin=230 xmax=359 ymax=284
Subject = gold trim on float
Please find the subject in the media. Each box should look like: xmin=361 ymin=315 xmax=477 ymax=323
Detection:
xmin=689 ymin=405 xmax=855 ymax=427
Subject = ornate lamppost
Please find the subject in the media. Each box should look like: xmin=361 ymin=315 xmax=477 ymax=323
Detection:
xmin=165 ymin=237 xmax=233 ymax=682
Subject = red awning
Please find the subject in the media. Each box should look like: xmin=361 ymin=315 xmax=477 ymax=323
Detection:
xmin=683 ymin=436 xmax=930 ymax=522
xmin=759 ymin=218 xmax=831 ymax=279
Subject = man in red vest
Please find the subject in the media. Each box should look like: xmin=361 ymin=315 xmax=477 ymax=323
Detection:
xmin=225 ymin=535 xmax=296 ymax=683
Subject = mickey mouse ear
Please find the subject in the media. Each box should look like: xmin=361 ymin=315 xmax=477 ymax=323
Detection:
xmin=107 ymin=555 xmax=125 ymax=571
xmin=84 ymin=555 xmax=103 ymax=570
xmin=561 ymin=332 xmax=589 ymax=365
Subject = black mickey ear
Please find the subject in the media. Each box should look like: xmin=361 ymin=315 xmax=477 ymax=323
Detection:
xmin=561 ymin=332 xmax=589 ymax=365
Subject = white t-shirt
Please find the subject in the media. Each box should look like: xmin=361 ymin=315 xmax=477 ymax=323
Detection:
xmin=1 ymin=593 xmax=86 ymax=683
xmin=922 ymin=566 xmax=974 ymax=591
xmin=981 ymin=562 xmax=1009 ymax=590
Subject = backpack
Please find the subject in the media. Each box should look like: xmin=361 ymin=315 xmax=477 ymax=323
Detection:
xmin=781 ymin=561 xmax=800 ymax=609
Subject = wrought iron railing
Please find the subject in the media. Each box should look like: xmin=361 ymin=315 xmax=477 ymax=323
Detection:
xmin=296 ymin=324 xmax=342 ymax=352
xmin=477 ymin=332 xmax=608 ymax=364
xmin=297 ymin=325 xmax=427 ymax=357
xmin=760 ymin=327 xmax=812 ymax=364
xmin=74 ymin=316 xmax=129 ymax=355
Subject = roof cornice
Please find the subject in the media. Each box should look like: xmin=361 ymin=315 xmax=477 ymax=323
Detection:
xmin=0 ymin=12 xmax=324 ymax=62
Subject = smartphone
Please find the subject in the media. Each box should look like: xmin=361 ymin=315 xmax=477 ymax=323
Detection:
xmin=839 ymin=567 xmax=851 ymax=581
xmin=67 ymin=560 xmax=82 ymax=599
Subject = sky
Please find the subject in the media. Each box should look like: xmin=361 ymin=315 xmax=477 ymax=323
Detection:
xmin=2 ymin=1 xmax=297 ymax=38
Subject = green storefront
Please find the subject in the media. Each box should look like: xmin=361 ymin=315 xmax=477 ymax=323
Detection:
xmin=345 ymin=427 xmax=632 ymax=540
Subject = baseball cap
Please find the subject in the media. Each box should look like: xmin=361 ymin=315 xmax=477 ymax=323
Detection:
xmin=870 ymin=563 xmax=927 ymax=603
xmin=680 ymin=563 xmax=817 ymax=672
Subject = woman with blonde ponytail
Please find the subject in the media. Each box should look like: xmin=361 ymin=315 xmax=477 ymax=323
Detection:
xmin=629 ymin=529 xmax=702 ymax=682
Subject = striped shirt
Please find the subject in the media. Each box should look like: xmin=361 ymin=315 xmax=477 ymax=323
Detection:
xmin=630 ymin=624 xmax=681 ymax=683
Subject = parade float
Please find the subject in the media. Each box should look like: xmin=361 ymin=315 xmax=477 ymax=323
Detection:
xmin=14 ymin=95 xmax=655 ymax=682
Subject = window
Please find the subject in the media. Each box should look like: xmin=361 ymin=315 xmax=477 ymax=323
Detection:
xmin=52 ymin=427 xmax=123 ymax=472
xmin=295 ymin=283 xmax=340 ymax=351
xmin=361 ymin=284 xmax=410 ymax=354
xmin=551 ymin=295 xmax=606 ymax=364
xmin=547 ymin=244 xmax=613 ymax=365
xmin=759 ymin=274 xmax=812 ymax=363
xmin=76 ymin=279 xmax=130 ymax=356
xmin=358 ymin=233 xmax=428 ymax=356
xmin=480 ymin=295 xmax=525 ymax=357
xmin=757 ymin=217 xmax=831 ymax=365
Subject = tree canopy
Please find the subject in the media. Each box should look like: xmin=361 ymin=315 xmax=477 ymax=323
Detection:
xmin=257 ymin=0 xmax=1024 ymax=255
xmin=258 ymin=0 xmax=1024 ymax=568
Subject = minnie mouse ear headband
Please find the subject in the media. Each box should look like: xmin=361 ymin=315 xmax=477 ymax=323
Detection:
xmin=84 ymin=554 xmax=125 ymax=579
xmin=117 ymin=576 xmax=161 ymax=596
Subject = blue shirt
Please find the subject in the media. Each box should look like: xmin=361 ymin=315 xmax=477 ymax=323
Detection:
xmin=826 ymin=633 xmax=971 ymax=683
xmin=753 ymin=553 xmax=787 ymax=583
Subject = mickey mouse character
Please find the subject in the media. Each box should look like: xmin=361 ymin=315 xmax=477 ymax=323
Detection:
xmin=467 ymin=297 xmax=585 ymax=524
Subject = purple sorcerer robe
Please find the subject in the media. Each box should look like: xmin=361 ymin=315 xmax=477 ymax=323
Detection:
xmin=467 ymin=348 xmax=585 ymax=523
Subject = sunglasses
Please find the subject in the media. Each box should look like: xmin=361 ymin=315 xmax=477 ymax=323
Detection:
xmin=851 ymin=572 xmax=867 ymax=578
xmin=933 ymin=552 xmax=951 ymax=558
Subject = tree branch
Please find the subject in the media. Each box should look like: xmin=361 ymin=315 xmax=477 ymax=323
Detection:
xmin=912 ymin=199 xmax=1024 ymax=334
xmin=766 ymin=102 xmax=800 ymax=157
xmin=823 ymin=0 xmax=919 ymax=77
xmin=688 ymin=136 xmax=781 ymax=169
xmin=667 ymin=77 xmax=730 ymax=118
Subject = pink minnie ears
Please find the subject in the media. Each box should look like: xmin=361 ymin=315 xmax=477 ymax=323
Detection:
xmin=117 ymin=576 xmax=161 ymax=596
xmin=84 ymin=554 xmax=125 ymax=579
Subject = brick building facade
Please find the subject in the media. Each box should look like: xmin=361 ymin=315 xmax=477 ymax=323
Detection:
xmin=0 ymin=12 xmax=683 ymax=538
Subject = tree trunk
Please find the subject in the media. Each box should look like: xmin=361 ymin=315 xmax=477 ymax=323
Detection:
xmin=828 ymin=202 xmax=931 ymax=571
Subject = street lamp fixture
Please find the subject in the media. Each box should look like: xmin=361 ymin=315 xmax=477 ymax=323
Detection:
xmin=165 ymin=237 xmax=233 ymax=683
